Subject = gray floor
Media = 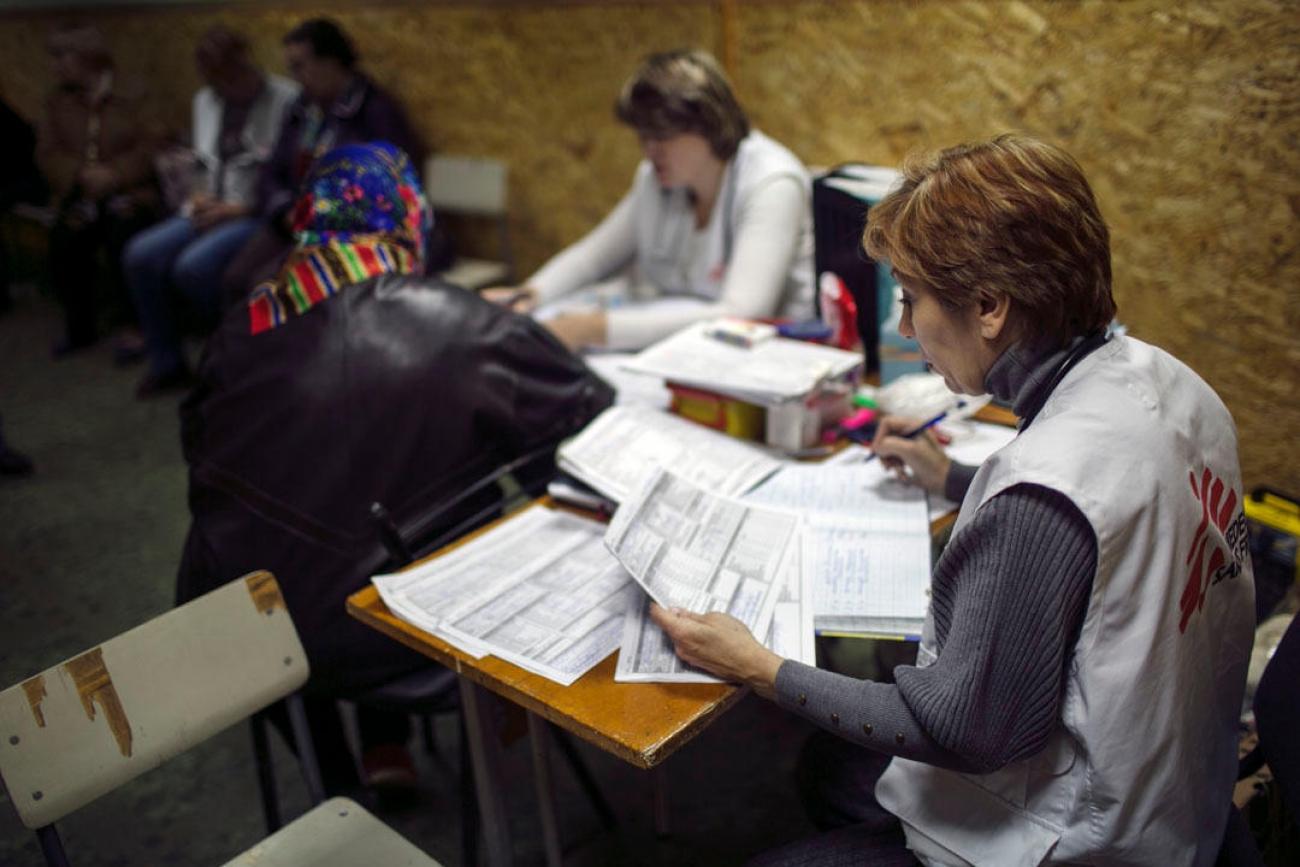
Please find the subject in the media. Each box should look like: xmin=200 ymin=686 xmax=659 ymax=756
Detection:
xmin=0 ymin=286 xmax=825 ymax=866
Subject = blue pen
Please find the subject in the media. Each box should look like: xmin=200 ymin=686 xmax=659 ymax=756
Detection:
xmin=864 ymin=410 xmax=948 ymax=463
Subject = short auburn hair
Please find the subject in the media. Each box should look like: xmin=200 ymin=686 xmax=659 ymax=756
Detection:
xmin=863 ymin=134 xmax=1116 ymax=349
xmin=615 ymin=49 xmax=750 ymax=159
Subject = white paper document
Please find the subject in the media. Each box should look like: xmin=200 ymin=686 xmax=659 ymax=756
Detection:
xmin=614 ymin=541 xmax=815 ymax=683
xmin=582 ymin=352 xmax=671 ymax=410
xmin=742 ymin=455 xmax=929 ymax=533
xmin=372 ymin=507 xmax=635 ymax=686
xmin=742 ymin=458 xmax=932 ymax=635
xmin=605 ymin=468 xmax=798 ymax=643
xmin=557 ymin=404 xmax=782 ymax=503
xmin=619 ymin=320 xmax=863 ymax=405
xmin=801 ymin=518 xmax=931 ymax=636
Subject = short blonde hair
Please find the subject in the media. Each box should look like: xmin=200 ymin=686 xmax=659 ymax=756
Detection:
xmin=614 ymin=49 xmax=750 ymax=159
xmin=864 ymin=134 xmax=1116 ymax=348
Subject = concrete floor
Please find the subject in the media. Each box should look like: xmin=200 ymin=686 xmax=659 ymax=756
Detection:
xmin=0 ymin=287 xmax=825 ymax=866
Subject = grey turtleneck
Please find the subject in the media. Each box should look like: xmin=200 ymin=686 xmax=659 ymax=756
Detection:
xmin=773 ymin=339 xmax=1098 ymax=773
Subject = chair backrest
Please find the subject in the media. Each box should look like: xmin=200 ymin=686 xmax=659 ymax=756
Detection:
xmin=423 ymin=155 xmax=507 ymax=217
xmin=0 ymin=572 xmax=308 ymax=831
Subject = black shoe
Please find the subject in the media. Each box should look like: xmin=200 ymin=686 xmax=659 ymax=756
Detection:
xmin=0 ymin=446 xmax=34 ymax=477
xmin=112 ymin=342 xmax=147 ymax=366
xmin=135 ymin=366 xmax=196 ymax=399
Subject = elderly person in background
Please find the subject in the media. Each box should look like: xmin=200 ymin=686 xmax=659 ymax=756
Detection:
xmin=652 ymin=135 xmax=1254 ymax=866
xmin=179 ymin=142 xmax=612 ymax=793
xmin=123 ymin=26 xmax=298 ymax=397
xmin=218 ymin=17 xmax=424 ymax=309
xmin=489 ymin=48 xmax=813 ymax=351
xmin=39 ymin=22 xmax=161 ymax=358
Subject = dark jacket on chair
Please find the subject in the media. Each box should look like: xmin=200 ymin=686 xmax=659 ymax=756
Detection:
xmin=177 ymin=274 xmax=613 ymax=695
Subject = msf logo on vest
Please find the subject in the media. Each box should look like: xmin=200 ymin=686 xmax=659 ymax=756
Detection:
xmin=1179 ymin=466 xmax=1249 ymax=633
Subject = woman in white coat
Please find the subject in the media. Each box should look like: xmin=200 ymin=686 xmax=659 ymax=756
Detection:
xmin=652 ymin=135 xmax=1255 ymax=866
xmin=491 ymin=49 xmax=813 ymax=351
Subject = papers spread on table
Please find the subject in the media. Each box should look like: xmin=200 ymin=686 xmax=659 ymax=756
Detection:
xmin=615 ymin=540 xmax=814 ymax=683
xmin=801 ymin=519 xmax=930 ymax=637
xmin=742 ymin=457 xmax=932 ymax=635
xmin=605 ymin=467 xmax=798 ymax=644
xmin=581 ymin=352 xmax=671 ymax=410
xmin=818 ymin=420 xmax=1019 ymax=521
xmin=372 ymin=506 xmax=635 ymax=686
xmin=557 ymin=404 xmax=782 ymax=503
xmin=618 ymin=320 xmax=863 ymax=405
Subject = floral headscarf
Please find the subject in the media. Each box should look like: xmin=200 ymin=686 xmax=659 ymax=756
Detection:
xmin=249 ymin=141 xmax=430 ymax=334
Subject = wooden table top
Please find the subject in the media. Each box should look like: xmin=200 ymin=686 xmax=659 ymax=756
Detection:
xmin=347 ymin=405 xmax=1017 ymax=770
xmin=346 ymin=501 xmax=744 ymax=771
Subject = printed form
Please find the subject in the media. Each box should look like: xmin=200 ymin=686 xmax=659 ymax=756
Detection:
xmin=373 ymin=506 xmax=635 ymax=686
xmin=615 ymin=543 xmax=814 ymax=683
xmin=605 ymin=468 xmax=800 ymax=662
xmin=557 ymin=404 xmax=782 ymax=503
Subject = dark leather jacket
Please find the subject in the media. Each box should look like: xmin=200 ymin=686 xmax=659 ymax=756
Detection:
xmin=177 ymin=275 xmax=613 ymax=693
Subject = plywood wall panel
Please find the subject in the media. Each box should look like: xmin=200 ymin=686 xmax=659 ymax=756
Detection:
xmin=0 ymin=0 xmax=1295 ymax=493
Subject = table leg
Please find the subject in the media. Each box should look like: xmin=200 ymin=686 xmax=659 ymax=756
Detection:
xmin=527 ymin=711 xmax=564 ymax=867
xmin=459 ymin=679 xmax=513 ymax=867
xmin=653 ymin=763 xmax=672 ymax=837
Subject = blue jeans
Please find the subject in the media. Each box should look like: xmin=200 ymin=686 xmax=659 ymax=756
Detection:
xmin=124 ymin=215 xmax=258 ymax=375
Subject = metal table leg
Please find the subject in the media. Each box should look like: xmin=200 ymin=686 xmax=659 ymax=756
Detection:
xmin=653 ymin=763 xmax=672 ymax=837
xmin=527 ymin=711 xmax=564 ymax=867
xmin=459 ymin=679 xmax=513 ymax=867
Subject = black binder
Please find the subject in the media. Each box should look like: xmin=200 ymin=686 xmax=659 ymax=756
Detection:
xmin=812 ymin=165 xmax=886 ymax=372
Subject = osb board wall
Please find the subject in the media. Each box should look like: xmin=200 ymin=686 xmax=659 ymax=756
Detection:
xmin=0 ymin=0 xmax=1296 ymax=494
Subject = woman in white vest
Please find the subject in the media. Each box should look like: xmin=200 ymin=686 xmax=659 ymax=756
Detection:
xmin=651 ymin=135 xmax=1255 ymax=866
xmin=486 ymin=49 xmax=814 ymax=351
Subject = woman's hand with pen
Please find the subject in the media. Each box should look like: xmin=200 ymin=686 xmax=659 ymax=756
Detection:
xmin=871 ymin=415 xmax=952 ymax=496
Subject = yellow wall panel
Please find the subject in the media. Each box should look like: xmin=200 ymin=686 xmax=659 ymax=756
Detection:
xmin=0 ymin=0 xmax=1295 ymax=493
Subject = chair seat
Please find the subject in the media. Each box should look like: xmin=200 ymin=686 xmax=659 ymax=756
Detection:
xmin=437 ymin=257 xmax=510 ymax=292
xmin=223 ymin=797 xmax=443 ymax=866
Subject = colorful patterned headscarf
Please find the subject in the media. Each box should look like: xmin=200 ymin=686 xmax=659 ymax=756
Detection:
xmin=249 ymin=141 xmax=430 ymax=334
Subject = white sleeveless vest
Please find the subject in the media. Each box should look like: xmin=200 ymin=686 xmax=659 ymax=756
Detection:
xmin=875 ymin=335 xmax=1255 ymax=866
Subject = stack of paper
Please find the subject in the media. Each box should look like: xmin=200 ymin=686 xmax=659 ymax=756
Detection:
xmin=372 ymin=507 xmax=635 ymax=686
xmin=556 ymin=404 xmax=782 ymax=503
xmin=618 ymin=320 xmax=863 ymax=405
xmin=742 ymin=456 xmax=933 ymax=637
xmin=604 ymin=468 xmax=815 ymax=683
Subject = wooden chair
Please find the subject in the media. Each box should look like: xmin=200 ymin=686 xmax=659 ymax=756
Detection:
xmin=423 ymin=155 xmax=513 ymax=291
xmin=0 ymin=571 xmax=443 ymax=867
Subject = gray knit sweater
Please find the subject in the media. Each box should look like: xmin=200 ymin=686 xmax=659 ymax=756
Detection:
xmin=774 ymin=341 xmax=1098 ymax=774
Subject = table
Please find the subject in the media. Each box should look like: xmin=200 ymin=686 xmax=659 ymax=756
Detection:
xmin=347 ymin=403 xmax=1019 ymax=865
xmin=346 ymin=500 xmax=745 ymax=867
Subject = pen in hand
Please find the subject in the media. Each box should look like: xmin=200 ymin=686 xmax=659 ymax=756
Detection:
xmin=865 ymin=410 xmax=948 ymax=464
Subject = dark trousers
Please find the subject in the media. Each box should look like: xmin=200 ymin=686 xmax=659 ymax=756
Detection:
xmin=50 ymin=201 xmax=155 ymax=344
xmin=748 ymin=731 xmax=919 ymax=867
xmin=265 ymin=696 xmax=413 ymax=795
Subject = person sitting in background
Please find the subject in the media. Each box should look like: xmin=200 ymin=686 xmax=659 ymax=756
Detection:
xmin=178 ymin=142 xmax=612 ymax=794
xmin=39 ymin=22 xmax=162 ymax=359
xmin=487 ymin=48 xmax=813 ymax=352
xmin=123 ymin=26 xmax=298 ymax=397
xmin=651 ymin=135 xmax=1254 ymax=865
xmin=0 ymin=95 xmax=48 ymax=315
xmin=218 ymin=17 xmax=424 ymax=310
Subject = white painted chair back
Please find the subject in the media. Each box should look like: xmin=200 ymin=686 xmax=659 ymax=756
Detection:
xmin=423 ymin=155 xmax=514 ymax=289
xmin=0 ymin=572 xmax=307 ymax=831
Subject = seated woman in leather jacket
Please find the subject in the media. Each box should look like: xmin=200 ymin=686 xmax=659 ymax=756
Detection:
xmin=176 ymin=141 xmax=614 ymax=792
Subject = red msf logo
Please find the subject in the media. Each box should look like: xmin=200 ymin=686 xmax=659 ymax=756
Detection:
xmin=1179 ymin=467 xmax=1247 ymax=633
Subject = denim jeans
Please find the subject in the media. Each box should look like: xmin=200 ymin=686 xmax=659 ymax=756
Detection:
xmin=124 ymin=214 xmax=258 ymax=375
